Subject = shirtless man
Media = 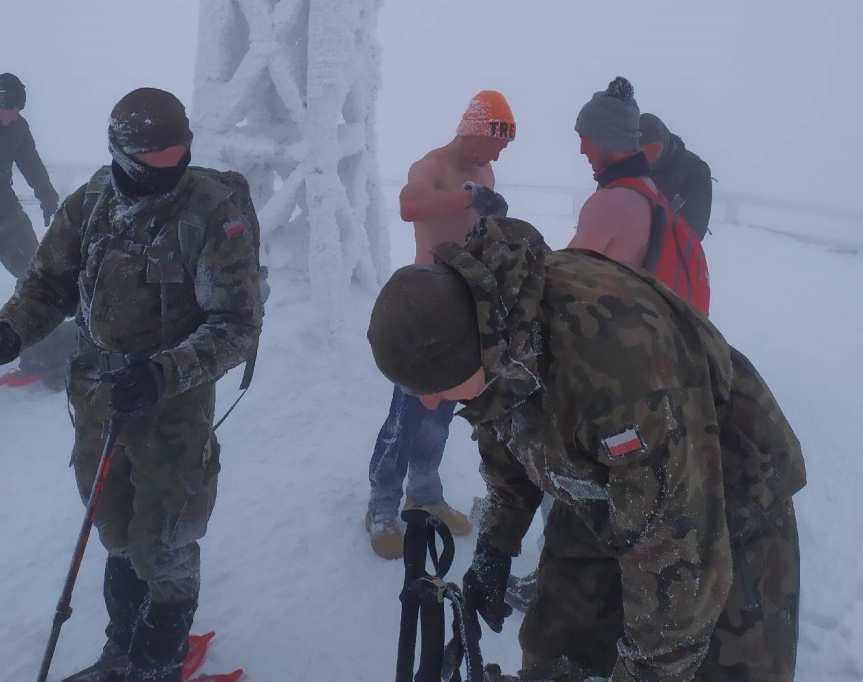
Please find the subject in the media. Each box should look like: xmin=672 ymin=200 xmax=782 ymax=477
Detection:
xmin=366 ymin=90 xmax=514 ymax=559
xmin=566 ymin=76 xmax=652 ymax=266
xmin=508 ymin=77 xmax=710 ymax=611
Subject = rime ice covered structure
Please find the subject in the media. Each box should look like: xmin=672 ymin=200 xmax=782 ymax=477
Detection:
xmin=192 ymin=0 xmax=390 ymax=332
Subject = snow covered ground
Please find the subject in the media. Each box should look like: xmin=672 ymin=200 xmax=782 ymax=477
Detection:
xmin=0 ymin=194 xmax=861 ymax=680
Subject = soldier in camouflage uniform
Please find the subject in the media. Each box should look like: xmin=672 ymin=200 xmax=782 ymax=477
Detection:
xmin=0 ymin=88 xmax=262 ymax=682
xmin=367 ymin=216 xmax=804 ymax=681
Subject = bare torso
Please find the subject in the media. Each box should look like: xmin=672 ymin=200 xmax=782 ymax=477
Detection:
xmin=409 ymin=148 xmax=495 ymax=265
xmin=569 ymin=179 xmax=655 ymax=267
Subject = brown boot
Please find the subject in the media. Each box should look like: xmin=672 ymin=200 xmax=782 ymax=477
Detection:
xmin=404 ymin=499 xmax=473 ymax=536
xmin=365 ymin=511 xmax=404 ymax=560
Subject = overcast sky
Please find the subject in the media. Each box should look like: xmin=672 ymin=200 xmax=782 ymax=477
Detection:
xmin=3 ymin=0 xmax=861 ymax=211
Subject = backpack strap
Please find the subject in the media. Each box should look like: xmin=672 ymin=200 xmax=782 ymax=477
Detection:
xmin=79 ymin=166 xmax=113 ymax=264
xmin=605 ymin=177 xmax=668 ymax=273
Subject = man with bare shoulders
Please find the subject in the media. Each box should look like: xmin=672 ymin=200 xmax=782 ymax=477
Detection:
xmin=567 ymin=76 xmax=652 ymax=266
xmin=366 ymin=90 xmax=514 ymax=559
xmin=508 ymin=77 xmax=712 ymax=611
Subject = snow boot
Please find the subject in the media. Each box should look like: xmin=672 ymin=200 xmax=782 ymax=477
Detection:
xmin=505 ymin=569 xmax=538 ymax=613
xmin=61 ymin=647 xmax=127 ymax=682
xmin=105 ymin=556 xmax=150 ymax=655
xmin=63 ymin=557 xmax=150 ymax=681
xmin=405 ymin=498 xmax=473 ymax=536
xmin=127 ymin=598 xmax=196 ymax=682
xmin=366 ymin=510 xmax=404 ymax=560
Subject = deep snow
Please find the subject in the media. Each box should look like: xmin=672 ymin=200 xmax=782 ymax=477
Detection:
xmin=0 ymin=189 xmax=861 ymax=680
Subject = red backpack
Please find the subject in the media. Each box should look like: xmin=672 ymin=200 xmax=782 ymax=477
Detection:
xmin=607 ymin=177 xmax=710 ymax=316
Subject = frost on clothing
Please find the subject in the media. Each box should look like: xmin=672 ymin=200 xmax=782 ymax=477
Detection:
xmin=368 ymin=384 xmax=455 ymax=518
xmin=0 ymin=163 xmax=262 ymax=666
xmin=0 ymin=166 xmax=263 ymax=397
xmin=433 ymin=217 xmax=805 ymax=680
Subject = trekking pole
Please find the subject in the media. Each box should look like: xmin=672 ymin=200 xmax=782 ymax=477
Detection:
xmin=395 ymin=509 xmax=458 ymax=682
xmin=396 ymin=509 xmax=430 ymax=682
xmin=37 ymin=414 xmax=126 ymax=682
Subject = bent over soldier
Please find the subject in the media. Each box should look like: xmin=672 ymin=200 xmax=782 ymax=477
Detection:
xmin=366 ymin=216 xmax=804 ymax=681
xmin=0 ymin=88 xmax=262 ymax=682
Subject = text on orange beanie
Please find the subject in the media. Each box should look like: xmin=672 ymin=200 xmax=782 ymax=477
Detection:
xmin=456 ymin=90 xmax=516 ymax=141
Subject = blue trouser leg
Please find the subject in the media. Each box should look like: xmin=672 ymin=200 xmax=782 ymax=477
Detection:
xmin=404 ymin=397 xmax=455 ymax=505
xmin=368 ymin=385 xmax=455 ymax=518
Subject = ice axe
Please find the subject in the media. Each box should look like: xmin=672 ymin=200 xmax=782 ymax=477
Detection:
xmin=37 ymin=413 xmax=127 ymax=682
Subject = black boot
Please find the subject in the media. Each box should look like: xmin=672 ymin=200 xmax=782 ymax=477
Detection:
xmin=61 ymin=557 xmax=149 ymax=682
xmin=105 ymin=555 xmax=150 ymax=656
xmin=127 ymin=598 xmax=196 ymax=682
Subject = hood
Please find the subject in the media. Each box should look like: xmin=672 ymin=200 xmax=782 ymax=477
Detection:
xmin=432 ymin=217 xmax=549 ymax=424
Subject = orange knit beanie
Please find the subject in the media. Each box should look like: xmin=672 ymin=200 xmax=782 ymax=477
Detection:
xmin=456 ymin=90 xmax=515 ymax=141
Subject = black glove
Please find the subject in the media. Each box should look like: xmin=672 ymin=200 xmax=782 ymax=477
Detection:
xmin=41 ymin=201 xmax=58 ymax=227
xmin=464 ymin=181 xmax=509 ymax=217
xmin=463 ymin=541 xmax=512 ymax=633
xmin=0 ymin=322 xmax=21 ymax=365
xmin=103 ymin=360 xmax=165 ymax=414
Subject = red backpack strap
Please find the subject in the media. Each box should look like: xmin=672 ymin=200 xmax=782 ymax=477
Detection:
xmin=604 ymin=176 xmax=663 ymax=206
xmin=605 ymin=177 xmax=667 ymax=272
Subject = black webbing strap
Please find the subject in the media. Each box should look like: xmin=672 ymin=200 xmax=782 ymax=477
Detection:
xmin=395 ymin=509 xmax=483 ymax=682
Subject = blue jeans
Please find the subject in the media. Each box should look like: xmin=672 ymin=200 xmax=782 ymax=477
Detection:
xmin=368 ymin=385 xmax=456 ymax=519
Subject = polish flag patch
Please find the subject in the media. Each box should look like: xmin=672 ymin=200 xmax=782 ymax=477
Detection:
xmin=601 ymin=427 xmax=646 ymax=460
xmin=223 ymin=221 xmax=246 ymax=238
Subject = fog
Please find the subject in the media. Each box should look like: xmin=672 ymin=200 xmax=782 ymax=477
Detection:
xmin=3 ymin=1 xmax=861 ymax=213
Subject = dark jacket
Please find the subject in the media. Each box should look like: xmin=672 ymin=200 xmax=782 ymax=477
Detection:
xmin=650 ymin=133 xmax=712 ymax=239
xmin=0 ymin=116 xmax=58 ymax=219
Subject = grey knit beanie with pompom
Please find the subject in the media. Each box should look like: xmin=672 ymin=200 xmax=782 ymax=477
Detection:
xmin=575 ymin=76 xmax=641 ymax=153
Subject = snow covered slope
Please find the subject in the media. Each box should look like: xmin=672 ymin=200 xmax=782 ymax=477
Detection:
xmin=0 ymin=200 xmax=860 ymax=680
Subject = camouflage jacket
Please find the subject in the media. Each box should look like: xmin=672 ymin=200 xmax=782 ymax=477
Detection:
xmin=0 ymin=166 xmax=262 ymax=397
xmin=433 ymin=217 xmax=805 ymax=682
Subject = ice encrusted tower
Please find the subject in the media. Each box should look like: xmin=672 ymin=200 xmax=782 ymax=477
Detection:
xmin=192 ymin=0 xmax=390 ymax=332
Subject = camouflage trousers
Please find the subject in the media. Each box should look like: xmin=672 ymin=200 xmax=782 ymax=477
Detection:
xmin=519 ymin=500 xmax=800 ymax=681
xmin=69 ymin=356 xmax=220 ymax=604
xmin=0 ymin=207 xmax=38 ymax=279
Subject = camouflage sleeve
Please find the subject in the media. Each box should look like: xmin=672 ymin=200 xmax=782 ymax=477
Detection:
xmin=152 ymin=202 xmax=263 ymax=398
xmin=14 ymin=119 xmax=59 ymax=210
xmin=0 ymin=186 xmax=84 ymax=347
xmin=579 ymin=388 xmax=732 ymax=682
xmin=475 ymin=425 xmax=544 ymax=556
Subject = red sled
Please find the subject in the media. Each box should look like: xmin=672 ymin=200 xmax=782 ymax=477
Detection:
xmin=187 ymin=671 xmax=244 ymax=682
xmin=0 ymin=370 xmax=45 ymax=387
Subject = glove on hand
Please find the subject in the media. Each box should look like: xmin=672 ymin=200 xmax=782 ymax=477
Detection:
xmin=0 ymin=322 xmax=22 ymax=365
xmin=103 ymin=360 xmax=165 ymax=414
xmin=41 ymin=201 xmax=58 ymax=227
xmin=464 ymin=181 xmax=509 ymax=217
xmin=464 ymin=541 xmax=512 ymax=633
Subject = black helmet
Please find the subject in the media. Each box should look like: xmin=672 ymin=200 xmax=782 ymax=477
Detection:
xmin=109 ymin=87 xmax=193 ymax=154
xmin=0 ymin=73 xmax=26 ymax=110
